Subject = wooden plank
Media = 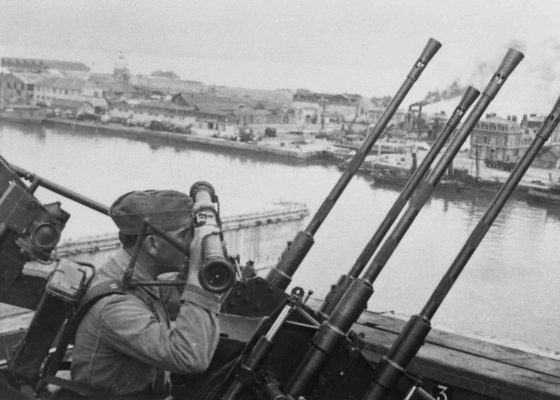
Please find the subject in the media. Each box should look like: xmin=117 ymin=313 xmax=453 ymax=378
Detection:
xmin=357 ymin=312 xmax=560 ymax=376
xmin=353 ymin=312 xmax=560 ymax=400
xmin=1 ymin=304 xmax=559 ymax=399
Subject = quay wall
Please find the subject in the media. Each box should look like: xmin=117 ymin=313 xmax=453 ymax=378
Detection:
xmin=42 ymin=119 xmax=327 ymax=163
xmin=8 ymin=118 xmax=555 ymax=193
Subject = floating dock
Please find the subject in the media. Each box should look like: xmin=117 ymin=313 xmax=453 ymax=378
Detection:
xmin=22 ymin=200 xmax=309 ymax=279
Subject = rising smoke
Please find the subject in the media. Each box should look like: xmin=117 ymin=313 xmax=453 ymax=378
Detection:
xmin=416 ymin=38 xmax=560 ymax=116
xmin=414 ymin=80 xmax=467 ymax=107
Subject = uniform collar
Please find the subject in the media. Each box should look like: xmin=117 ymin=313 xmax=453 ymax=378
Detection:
xmin=107 ymin=249 xmax=162 ymax=299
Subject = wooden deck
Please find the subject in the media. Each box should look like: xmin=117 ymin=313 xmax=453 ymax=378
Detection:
xmin=354 ymin=312 xmax=560 ymax=400
xmin=1 ymin=303 xmax=560 ymax=399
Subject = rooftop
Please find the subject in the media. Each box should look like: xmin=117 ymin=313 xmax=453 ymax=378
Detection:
xmin=36 ymin=77 xmax=95 ymax=90
xmin=1 ymin=57 xmax=90 ymax=72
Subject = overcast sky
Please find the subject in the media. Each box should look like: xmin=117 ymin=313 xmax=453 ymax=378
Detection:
xmin=1 ymin=0 xmax=559 ymax=115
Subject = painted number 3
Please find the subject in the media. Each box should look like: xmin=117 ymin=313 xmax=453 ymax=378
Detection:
xmin=433 ymin=384 xmax=450 ymax=400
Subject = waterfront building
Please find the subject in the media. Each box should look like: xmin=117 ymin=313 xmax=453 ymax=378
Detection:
xmin=130 ymin=75 xmax=206 ymax=95
xmin=109 ymin=99 xmax=197 ymax=128
xmin=532 ymin=146 xmax=560 ymax=169
xmin=1 ymin=57 xmax=90 ymax=79
xmin=233 ymin=107 xmax=273 ymax=125
xmin=287 ymin=102 xmax=322 ymax=125
xmin=80 ymin=98 xmax=109 ymax=115
xmin=521 ymin=113 xmax=560 ymax=145
xmin=416 ymin=111 xmax=448 ymax=140
xmin=519 ymin=113 xmax=560 ymax=168
xmin=88 ymin=74 xmax=136 ymax=101
xmin=34 ymin=77 xmax=105 ymax=115
xmin=108 ymin=92 xmax=286 ymax=132
xmin=210 ymin=85 xmax=293 ymax=105
xmin=0 ymin=71 xmax=49 ymax=105
xmin=172 ymin=93 xmax=284 ymax=126
xmin=293 ymin=89 xmax=370 ymax=122
xmin=367 ymin=105 xmax=407 ymax=126
xmin=470 ymin=114 xmax=532 ymax=163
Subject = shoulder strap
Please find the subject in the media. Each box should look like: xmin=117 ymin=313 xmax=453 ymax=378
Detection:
xmin=69 ymin=280 xmax=126 ymax=339
xmin=39 ymin=280 xmax=166 ymax=397
xmin=37 ymin=280 xmax=126 ymax=397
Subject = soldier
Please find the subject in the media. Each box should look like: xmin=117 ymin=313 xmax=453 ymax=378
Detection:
xmin=69 ymin=190 xmax=221 ymax=398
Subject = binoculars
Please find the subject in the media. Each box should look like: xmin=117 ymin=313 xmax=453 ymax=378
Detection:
xmin=190 ymin=181 xmax=235 ymax=294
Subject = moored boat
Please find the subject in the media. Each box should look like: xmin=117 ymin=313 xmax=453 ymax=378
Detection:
xmin=527 ymin=184 xmax=560 ymax=204
xmin=526 ymin=160 xmax=560 ymax=204
xmin=370 ymin=167 xmax=462 ymax=191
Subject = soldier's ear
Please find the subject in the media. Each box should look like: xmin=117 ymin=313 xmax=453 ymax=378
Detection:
xmin=144 ymin=235 xmax=159 ymax=256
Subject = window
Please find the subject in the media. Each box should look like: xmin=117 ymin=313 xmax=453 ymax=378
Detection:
xmin=65 ymin=90 xmax=68 ymax=95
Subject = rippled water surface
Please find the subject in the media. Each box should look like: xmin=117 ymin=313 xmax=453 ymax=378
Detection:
xmin=1 ymin=123 xmax=559 ymax=352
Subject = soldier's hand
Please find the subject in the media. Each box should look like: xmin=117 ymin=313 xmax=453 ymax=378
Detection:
xmin=186 ymin=224 xmax=221 ymax=288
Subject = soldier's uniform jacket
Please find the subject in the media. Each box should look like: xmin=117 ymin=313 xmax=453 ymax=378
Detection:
xmin=71 ymin=249 xmax=220 ymax=396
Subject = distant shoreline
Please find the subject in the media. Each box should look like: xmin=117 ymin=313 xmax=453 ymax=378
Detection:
xmin=39 ymin=118 xmax=330 ymax=163
xmin=1 ymin=117 xmax=552 ymax=195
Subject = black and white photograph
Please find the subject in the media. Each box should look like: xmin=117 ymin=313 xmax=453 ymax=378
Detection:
xmin=0 ymin=1 xmax=559 ymax=399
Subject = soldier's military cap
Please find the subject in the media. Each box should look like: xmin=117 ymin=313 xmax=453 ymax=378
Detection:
xmin=109 ymin=190 xmax=194 ymax=234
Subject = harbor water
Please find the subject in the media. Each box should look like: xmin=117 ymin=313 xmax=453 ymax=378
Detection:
xmin=1 ymin=122 xmax=559 ymax=353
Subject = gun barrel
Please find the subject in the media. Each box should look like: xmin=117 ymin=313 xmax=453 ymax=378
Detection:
xmin=348 ymin=86 xmax=479 ymax=279
xmin=421 ymin=94 xmax=560 ymax=319
xmin=8 ymin=162 xmax=109 ymax=215
xmin=320 ymin=87 xmax=479 ymax=317
xmin=283 ymin=48 xmax=523 ymax=399
xmin=365 ymin=94 xmax=560 ymax=400
xmin=266 ymin=38 xmax=442 ymax=290
xmin=362 ymin=49 xmax=523 ymax=283
xmin=425 ymin=48 xmax=524 ymax=186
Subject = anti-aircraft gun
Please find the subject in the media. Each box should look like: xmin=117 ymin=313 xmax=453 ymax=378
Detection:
xmin=1 ymin=40 xmax=559 ymax=400
xmin=178 ymin=38 xmax=454 ymax=399
xmin=0 ymin=37 xmax=444 ymax=399
xmin=178 ymin=45 xmax=558 ymax=400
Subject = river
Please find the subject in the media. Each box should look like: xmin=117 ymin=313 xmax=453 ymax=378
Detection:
xmin=1 ymin=122 xmax=559 ymax=353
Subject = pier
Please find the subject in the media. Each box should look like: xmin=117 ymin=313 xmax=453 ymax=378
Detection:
xmin=43 ymin=119 xmax=328 ymax=162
